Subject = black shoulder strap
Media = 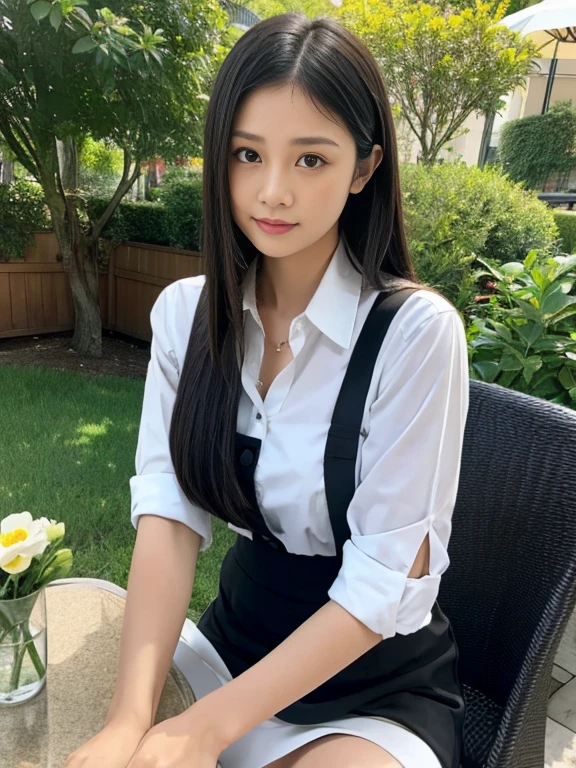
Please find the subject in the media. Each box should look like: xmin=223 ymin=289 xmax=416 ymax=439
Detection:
xmin=324 ymin=287 xmax=419 ymax=555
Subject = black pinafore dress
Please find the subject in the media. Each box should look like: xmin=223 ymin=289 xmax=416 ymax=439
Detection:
xmin=198 ymin=288 xmax=466 ymax=768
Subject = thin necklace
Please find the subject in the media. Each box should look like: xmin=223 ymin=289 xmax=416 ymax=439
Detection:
xmin=255 ymin=274 xmax=290 ymax=353
xmin=255 ymin=270 xmax=290 ymax=391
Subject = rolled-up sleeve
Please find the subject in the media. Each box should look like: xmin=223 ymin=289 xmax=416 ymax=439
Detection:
xmin=327 ymin=306 xmax=469 ymax=638
xmin=129 ymin=283 xmax=212 ymax=550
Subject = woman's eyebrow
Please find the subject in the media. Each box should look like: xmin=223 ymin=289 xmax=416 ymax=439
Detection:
xmin=232 ymin=130 xmax=340 ymax=147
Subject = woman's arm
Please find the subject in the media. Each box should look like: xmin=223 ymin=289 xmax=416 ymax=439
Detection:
xmin=109 ymin=280 xmax=211 ymax=731
xmin=106 ymin=515 xmax=202 ymax=731
xmin=189 ymin=551 xmax=429 ymax=750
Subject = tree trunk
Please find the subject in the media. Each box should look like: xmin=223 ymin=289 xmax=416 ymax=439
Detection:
xmin=69 ymin=236 xmax=102 ymax=357
xmin=51 ymin=138 xmax=102 ymax=357
xmin=0 ymin=153 xmax=14 ymax=184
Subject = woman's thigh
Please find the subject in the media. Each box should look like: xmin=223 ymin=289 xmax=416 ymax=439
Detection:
xmin=263 ymin=734 xmax=404 ymax=768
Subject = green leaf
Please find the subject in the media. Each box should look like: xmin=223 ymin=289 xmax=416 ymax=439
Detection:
xmin=541 ymin=289 xmax=576 ymax=316
xmin=531 ymin=266 xmax=546 ymax=289
xmin=569 ymin=387 xmax=576 ymax=403
xmin=500 ymin=351 xmax=523 ymax=371
xmin=500 ymin=261 xmax=525 ymax=277
xmin=550 ymin=306 xmax=576 ymax=325
xmin=29 ymin=1 xmax=52 ymax=21
xmin=522 ymin=355 xmax=543 ymax=384
xmin=559 ymin=365 xmax=576 ymax=391
xmin=475 ymin=257 xmax=505 ymax=282
xmin=524 ymin=250 xmax=538 ymax=270
xmin=74 ymin=7 xmax=93 ymax=29
xmin=49 ymin=3 xmax=63 ymax=30
xmin=490 ymin=320 xmax=513 ymax=343
xmin=499 ymin=369 xmax=519 ymax=388
xmin=72 ymin=36 xmax=98 ymax=54
xmin=513 ymin=298 xmax=542 ymax=322
xmin=516 ymin=321 xmax=543 ymax=346
xmin=472 ymin=360 xmax=500 ymax=382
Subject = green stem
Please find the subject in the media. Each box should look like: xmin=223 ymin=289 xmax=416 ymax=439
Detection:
xmin=23 ymin=622 xmax=46 ymax=679
xmin=9 ymin=626 xmax=25 ymax=691
xmin=0 ymin=606 xmax=46 ymax=694
xmin=5 ymin=620 xmax=45 ymax=693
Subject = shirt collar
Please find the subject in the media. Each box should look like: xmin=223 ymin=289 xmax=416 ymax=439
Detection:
xmin=242 ymin=233 xmax=362 ymax=350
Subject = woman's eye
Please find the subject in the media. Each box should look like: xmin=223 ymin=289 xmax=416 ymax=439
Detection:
xmin=296 ymin=154 xmax=325 ymax=170
xmin=232 ymin=148 xmax=325 ymax=170
xmin=234 ymin=148 xmax=261 ymax=164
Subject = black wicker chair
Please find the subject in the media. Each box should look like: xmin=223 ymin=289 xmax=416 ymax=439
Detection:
xmin=438 ymin=379 xmax=576 ymax=768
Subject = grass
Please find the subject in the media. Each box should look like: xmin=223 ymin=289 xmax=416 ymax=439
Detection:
xmin=0 ymin=364 xmax=234 ymax=622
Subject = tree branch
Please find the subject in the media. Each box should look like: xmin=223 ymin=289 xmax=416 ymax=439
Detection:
xmin=12 ymin=121 xmax=43 ymax=174
xmin=0 ymin=119 xmax=38 ymax=177
xmin=90 ymin=151 xmax=141 ymax=242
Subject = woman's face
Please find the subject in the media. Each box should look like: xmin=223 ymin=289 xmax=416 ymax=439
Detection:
xmin=228 ymin=83 xmax=381 ymax=260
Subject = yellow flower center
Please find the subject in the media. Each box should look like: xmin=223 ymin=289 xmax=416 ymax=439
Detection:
xmin=0 ymin=528 xmax=28 ymax=548
xmin=4 ymin=555 xmax=24 ymax=570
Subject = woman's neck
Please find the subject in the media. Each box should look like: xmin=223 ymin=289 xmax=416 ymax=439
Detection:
xmin=256 ymin=228 xmax=339 ymax=320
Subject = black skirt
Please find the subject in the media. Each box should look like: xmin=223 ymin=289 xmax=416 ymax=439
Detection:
xmin=199 ymin=532 xmax=465 ymax=768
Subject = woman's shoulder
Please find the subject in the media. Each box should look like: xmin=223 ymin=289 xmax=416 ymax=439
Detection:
xmin=150 ymin=274 xmax=206 ymax=349
xmin=154 ymin=274 xmax=206 ymax=320
xmin=389 ymin=286 xmax=461 ymax=345
xmin=160 ymin=274 xmax=207 ymax=305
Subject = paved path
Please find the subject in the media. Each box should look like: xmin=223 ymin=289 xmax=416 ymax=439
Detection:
xmin=547 ymin=608 xmax=576 ymax=767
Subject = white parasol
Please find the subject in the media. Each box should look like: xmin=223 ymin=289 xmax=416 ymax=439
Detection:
xmin=500 ymin=0 xmax=576 ymax=113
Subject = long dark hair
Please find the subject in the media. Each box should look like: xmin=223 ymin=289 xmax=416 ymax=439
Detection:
xmin=169 ymin=13 xmax=424 ymax=530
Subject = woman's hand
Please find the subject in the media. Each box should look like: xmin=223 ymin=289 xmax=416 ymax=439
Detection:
xmin=126 ymin=708 xmax=223 ymax=768
xmin=65 ymin=712 xmax=148 ymax=768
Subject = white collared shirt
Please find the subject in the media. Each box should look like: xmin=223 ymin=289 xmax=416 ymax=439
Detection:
xmin=130 ymin=236 xmax=470 ymax=639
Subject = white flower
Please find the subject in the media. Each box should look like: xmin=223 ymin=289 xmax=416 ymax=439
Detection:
xmin=39 ymin=517 xmax=65 ymax=542
xmin=0 ymin=512 xmax=50 ymax=575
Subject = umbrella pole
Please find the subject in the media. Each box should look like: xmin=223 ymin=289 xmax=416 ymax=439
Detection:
xmin=541 ymin=38 xmax=560 ymax=115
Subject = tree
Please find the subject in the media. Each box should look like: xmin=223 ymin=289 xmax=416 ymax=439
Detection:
xmin=244 ymin=0 xmax=336 ymax=19
xmin=0 ymin=0 xmax=229 ymax=355
xmin=447 ymin=0 xmax=541 ymax=14
xmin=335 ymin=0 xmax=539 ymax=165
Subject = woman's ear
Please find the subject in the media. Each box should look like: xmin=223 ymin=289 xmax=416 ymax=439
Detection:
xmin=349 ymin=144 xmax=383 ymax=194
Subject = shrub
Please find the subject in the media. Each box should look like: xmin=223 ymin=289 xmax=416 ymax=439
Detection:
xmin=467 ymin=250 xmax=576 ymax=407
xmin=498 ymin=100 xmax=576 ymax=191
xmin=400 ymin=162 xmax=560 ymax=310
xmin=553 ymin=210 xmax=576 ymax=255
xmin=86 ymin=177 xmax=202 ymax=252
xmin=0 ymin=180 xmax=51 ymax=261
xmin=162 ymin=178 xmax=203 ymax=251
xmin=86 ymin=197 xmax=170 ymax=247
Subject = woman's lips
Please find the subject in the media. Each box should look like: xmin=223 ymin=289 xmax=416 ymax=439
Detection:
xmin=254 ymin=218 xmax=297 ymax=235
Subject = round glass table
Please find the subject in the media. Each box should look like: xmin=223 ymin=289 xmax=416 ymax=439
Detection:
xmin=0 ymin=577 xmax=204 ymax=768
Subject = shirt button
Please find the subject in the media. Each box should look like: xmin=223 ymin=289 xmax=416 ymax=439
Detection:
xmin=256 ymin=412 xmax=262 ymax=420
xmin=240 ymin=448 xmax=254 ymax=467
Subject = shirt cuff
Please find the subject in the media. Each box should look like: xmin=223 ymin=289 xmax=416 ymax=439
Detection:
xmin=130 ymin=472 xmax=212 ymax=551
xmin=327 ymin=538 xmax=441 ymax=638
xmin=395 ymin=573 xmax=441 ymax=635
xmin=328 ymin=538 xmax=407 ymax=638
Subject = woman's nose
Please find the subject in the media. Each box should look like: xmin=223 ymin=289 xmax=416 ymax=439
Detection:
xmin=258 ymin=167 xmax=294 ymax=208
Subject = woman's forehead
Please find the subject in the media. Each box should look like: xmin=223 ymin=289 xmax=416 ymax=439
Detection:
xmin=231 ymin=84 xmax=348 ymax=144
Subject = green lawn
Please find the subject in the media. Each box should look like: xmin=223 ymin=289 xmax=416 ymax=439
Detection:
xmin=0 ymin=364 xmax=234 ymax=622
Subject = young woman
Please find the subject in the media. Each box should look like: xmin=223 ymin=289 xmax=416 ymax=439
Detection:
xmin=66 ymin=12 xmax=469 ymax=768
